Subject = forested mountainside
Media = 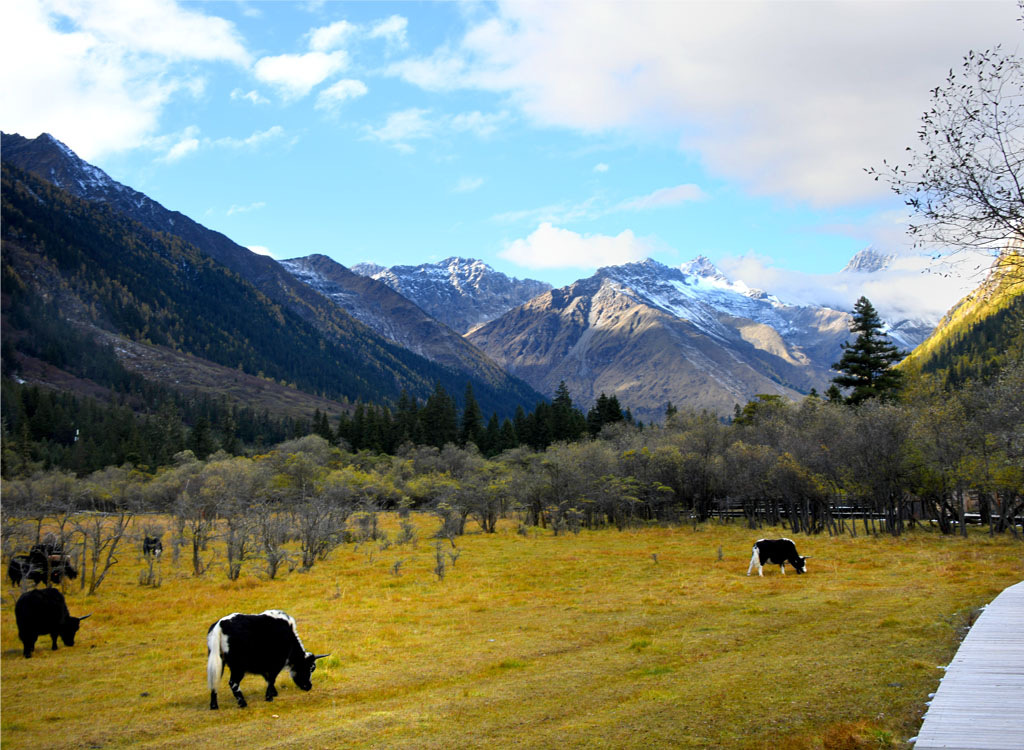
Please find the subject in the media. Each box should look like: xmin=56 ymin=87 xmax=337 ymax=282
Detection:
xmin=1 ymin=134 xmax=542 ymax=419
xmin=280 ymin=254 xmax=540 ymax=404
xmin=901 ymin=251 xmax=1024 ymax=387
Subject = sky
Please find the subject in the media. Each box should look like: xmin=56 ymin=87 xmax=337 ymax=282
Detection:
xmin=3 ymin=0 xmax=1020 ymax=322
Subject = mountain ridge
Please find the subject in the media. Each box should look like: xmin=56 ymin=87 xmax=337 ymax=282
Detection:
xmin=279 ymin=254 xmax=542 ymax=401
xmin=466 ymin=259 xmax=855 ymax=420
xmin=0 ymin=132 xmax=542 ymax=417
xmin=900 ymin=250 xmax=1024 ymax=385
xmin=352 ymin=257 xmax=551 ymax=334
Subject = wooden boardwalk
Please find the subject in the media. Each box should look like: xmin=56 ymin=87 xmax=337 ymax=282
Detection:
xmin=912 ymin=580 xmax=1024 ymax=750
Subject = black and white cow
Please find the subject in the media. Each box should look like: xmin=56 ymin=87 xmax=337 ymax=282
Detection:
xmin=206 ymin=610 xmax=328 ymax=710
xmin=747 ymin=538 xmax=809 ymax=576
xmin=142 ymin=536 xmax=163 ymax=559
xmin=14 ymin=588 xmax=91 ymax=658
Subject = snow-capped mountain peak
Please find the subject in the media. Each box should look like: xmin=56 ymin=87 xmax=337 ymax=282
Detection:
xmin=351 ymin=257 xmax=551 ymax=333
xmin=842 ymin=247 xmax=896 ymax=273
xmin=680 ymin=255 xmax=728 ymax=282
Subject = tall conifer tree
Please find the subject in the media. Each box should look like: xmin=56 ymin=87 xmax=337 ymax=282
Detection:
xmin=831 ymin=296 xmax=906 ymax=405
xmin=459 ymin=382 xmax=484 ymax=448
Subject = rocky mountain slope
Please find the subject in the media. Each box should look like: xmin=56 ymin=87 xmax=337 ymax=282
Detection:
xmin=467 ymin=259 xmax=857 ymax=420
xmin=352 ymin=257 xmax=550 ymax=334
xmin=280 ymin=254 xmax=541 ymax=402
xmin=0 ymin=133 xmax=540 ymax=417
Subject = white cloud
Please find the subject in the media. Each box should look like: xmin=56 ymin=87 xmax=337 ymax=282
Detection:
xmin=619 ymin=184 xmax=706 ymax=211
xmin=491 ymin=184 xmax=703 ymax=226
xmin=213 ymin=125 xmax=287 ymax=149
xmin=231 ymin=88 xmax=269 ymax=105
xmin=454 ymin=176 xmax=485 ymax=193
xmin=450 ymin=110 xmax=507 ymax=138
xmin=501 ymin=222 xmax=653 ymax=270
xmin=395 ymin=2 xmax=1019 ymax=206
xmin=369 ymin=15 xmax=408 ymax=48
xmin=593 ymin=163 xmax=609 ymax=173
xmin=308 ymin=19 xmax=357 ymax=52
xmin=152 ymin=125 xmax=287 ymax=160
xmin=162 ymin=134 xmax=200 ymax=162
xmin=46 ymin=0 xmax=250 ymax=64
xmin=228 ymin=201 xmax=266 ymax=216
xmin=716 ymin=251 xmax=984 ymax=322
xmin=366 ymin=108 xmax=433 ymax=152
xmin=315 ymin=79 xmax=368 ymax=111
xmin=384 ymin=47 xmax=468 ymax=91
xmin=248 ymin=245 xmax=276 ymax=258
xmin=253 ymin=50 xmax=348 ymax=99
xmin=366 ymin=108 xmax=506 ymax=152
xmin=2 ymin=0 xmax=249 ymax=160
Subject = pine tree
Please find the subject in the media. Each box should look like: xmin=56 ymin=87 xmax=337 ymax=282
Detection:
xmin=188 ymin=416 xmax=216 ymax=460
xmin=499 ymin=418 xmax=518 ymax=452
xmin=550 ymin=381 xmax=586 ymax=443
xmin=459 ymin=382 xmax=484 ymax=448
xmin=587 ymin=393 xmax=624 ymax=435
xmin=831 ymin=296 xmax=906 ymax=405
xmin=421 ymin=381 xmax=458 ymax=448
xmin=481 ymin=412 xmax=501 ymax=456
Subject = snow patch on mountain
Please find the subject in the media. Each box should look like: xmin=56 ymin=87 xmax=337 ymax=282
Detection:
xmin=842 ymin=248 xmax=896 ymax=273
xmin=352 ymin=257 xmax=551 ymax=333
xmin=596 ymin=259 xmax=811 ymax=345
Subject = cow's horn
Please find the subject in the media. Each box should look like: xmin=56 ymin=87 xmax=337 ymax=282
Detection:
xmin=802 ymin=556 xmax=813 ymax=560
xmin=78 ymin=613 xmax=92 ymax=620
xmin=314 ymin=653 xmax=331 ymax=660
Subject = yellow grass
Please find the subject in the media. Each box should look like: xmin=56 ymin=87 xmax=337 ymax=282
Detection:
xmin=2 ymin=518 xmax=1021 ymax=749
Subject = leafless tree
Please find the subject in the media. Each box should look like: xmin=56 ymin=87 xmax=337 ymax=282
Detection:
xmin=252 ymin=500 xmax=294 ymax=579
xmin=76 ymin=466 xmax=141 ymax=594
xmin=870 ymin=42 xmax=1024 ymax=279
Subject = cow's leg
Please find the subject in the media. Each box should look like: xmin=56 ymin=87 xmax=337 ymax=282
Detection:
xmin=780 ymin=563 xmax=786 ymax=575
xmin=51 ymin=631 xmax=60 ymax=650
xmin=264 ymin=672 xmax=279 ymax=701
xmin=210 ymin=689 xmax=219 ymax=710
xmin=20 ymin=634 xmax=35 ymax=658
xmin=747 ymin=548 xmax=759 ymax=576
xmin=227 ymin=668 xmax=247 ymax=708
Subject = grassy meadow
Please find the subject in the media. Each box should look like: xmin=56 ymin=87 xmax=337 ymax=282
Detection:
xmin=2 ymin=517 xmax=1022 ymax=750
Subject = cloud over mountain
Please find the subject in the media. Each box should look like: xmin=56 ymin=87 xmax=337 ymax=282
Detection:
xmin=392 ymin=2 xmax=1018 ymax=205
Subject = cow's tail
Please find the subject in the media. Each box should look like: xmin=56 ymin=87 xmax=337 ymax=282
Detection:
xmin=207 ymin=621 xmax=225 ymax=691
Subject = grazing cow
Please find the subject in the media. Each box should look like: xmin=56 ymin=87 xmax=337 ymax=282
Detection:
xmin=14 ymin=588 xmax=91 ymax=658
xmin=143 ymin=536 xmax=163 ymax=559
xmin=8 ymin=554 xmax=35 ymax=586
xmin=206 ymin=610 xmax=328 ymax=710
xmin=7 ymin=546 xmax=78 ymax=586
xmin=747 ymin=538 xmax=809 ymax=577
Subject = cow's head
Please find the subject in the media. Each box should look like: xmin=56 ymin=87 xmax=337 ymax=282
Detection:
xmin=290 ymin=652 xmax=330 ymax=691
xmin=61 ymin=613 xmax=91 ymax=646
xmin=792 ymin=556 xmax=809 ymax=574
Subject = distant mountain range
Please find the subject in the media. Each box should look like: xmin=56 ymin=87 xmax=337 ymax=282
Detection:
xmin=352 ymin=258 xmax=550 ymax=334
xmin=279 ymin=254 xmax=525 ymax=391
xmin=1 ymin=132 xmax=542 ymax=418
xmin=2 ymin=130 xmax=956 ymax=425
xmin=466 ymin=258 xmax=856 ymax=421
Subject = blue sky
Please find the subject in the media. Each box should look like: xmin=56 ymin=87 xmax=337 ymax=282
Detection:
xmin=4 ymin=1 xmax=1019 ymax=319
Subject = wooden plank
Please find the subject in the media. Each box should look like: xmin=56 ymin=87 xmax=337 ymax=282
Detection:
xmin=912 ymin=580 xmax=1024 ymax=749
